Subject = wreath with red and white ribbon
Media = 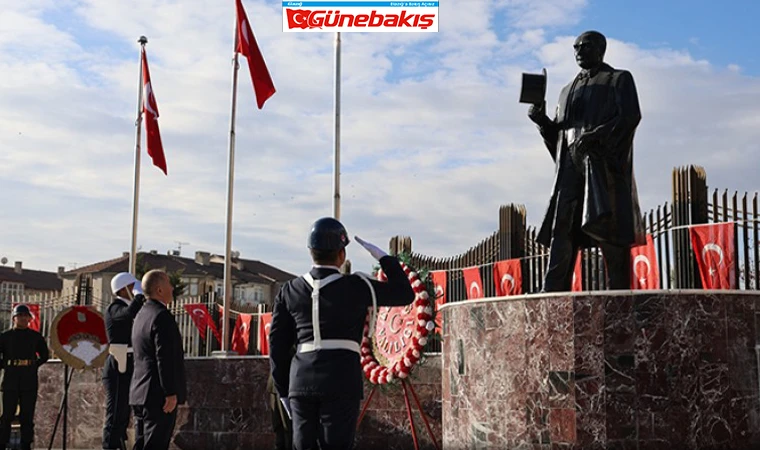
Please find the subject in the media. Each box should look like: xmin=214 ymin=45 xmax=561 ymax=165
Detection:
xmin=360 ymin=262 xmax=435 ymax=385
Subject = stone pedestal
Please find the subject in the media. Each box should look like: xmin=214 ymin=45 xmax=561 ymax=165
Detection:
xmin=441 ymin=291 xmax=760 ymax=449
xmin=33 ymin=356 xmax=441 ymax=449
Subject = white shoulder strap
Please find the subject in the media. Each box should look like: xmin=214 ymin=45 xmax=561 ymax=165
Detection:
xmin=355 ymin=272 xmax=378 ymax=338
xmin=301 ymin=272 xmax=344 ymax=350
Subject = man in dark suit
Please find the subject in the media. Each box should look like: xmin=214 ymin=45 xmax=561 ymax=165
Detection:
xmin=528 ymin=30 xmax=646 ymax=291
xmin=102 ymin=272 xmax=145 ymax=450
xmin=269 ymin=217 xmax=415 ymax=450
xmin=130 ymin=269 xmax=187 ymax=450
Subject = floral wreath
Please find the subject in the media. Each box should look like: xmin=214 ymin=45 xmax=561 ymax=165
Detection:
xmin=360 ymin=261 xmax=435 ymax=385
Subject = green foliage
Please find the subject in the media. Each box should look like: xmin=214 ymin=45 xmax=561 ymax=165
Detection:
xmin=133 ymin=254 xmax=187 ymax=299
xmin=168 ymin=270 xmax=187 ymax=299
xmin=364 ymin=251 xmax=444 ymax=394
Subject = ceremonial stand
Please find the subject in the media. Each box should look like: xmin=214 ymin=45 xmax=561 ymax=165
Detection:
xmin=357 ymin=379 xmax=440 ymax=450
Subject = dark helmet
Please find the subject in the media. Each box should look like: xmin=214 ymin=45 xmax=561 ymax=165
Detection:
xmin=308 ymin=217 xmax=350 ymax=251
xmin=12 ymin=304 xmax=31 ymax=318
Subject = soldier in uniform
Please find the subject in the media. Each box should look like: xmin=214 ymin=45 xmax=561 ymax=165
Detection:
xmin=269 ymin=217 xmax=416 ymax=450
xmin=102 ymin=272 xmax=146 ymax=450
xmin=0 ymin=304 xmax=50 ymax=450
xmin=267 ymin=362 xmax=293 ymax=450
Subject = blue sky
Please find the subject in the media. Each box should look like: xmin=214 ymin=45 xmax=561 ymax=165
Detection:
xmin=579 ymin=0 xmax=760 ymax=74
xmin=0 ymin=0 xmax=758 ymax=279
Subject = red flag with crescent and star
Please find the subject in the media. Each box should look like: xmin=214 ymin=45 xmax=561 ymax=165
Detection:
xmin=571 ymin=251 xmax=583 ymax=292
xmin=462 ymin=267 xmax=483 ymax=300
xmin=12 ymin=303 xmax=40 ymax=332
xmin=235 ymin=0 xmax=276 ymax=109
xmin=141 ymin=47 xmax=167 ymax=175
xmin=231 ymin=313 xmax=253 ymax=355
xmin=183 ymin=304 xmax=221 ymax=344
xmin=258 ymin=312 xmax=272 ymax=355
xmin=630 ymin=234 xmax=659 ymax=290
xmin=690 ymin=223 xmax=736 ymax=289
xmin=493 ymin=259 xmax=522 ymax=296
xmin=430 ymin=270 xmax=447 ymax=333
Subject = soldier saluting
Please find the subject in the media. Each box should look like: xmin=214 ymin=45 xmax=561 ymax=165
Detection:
xmin=269 ymin=217 xmax=415 ymax=449
xmin=0 ymin=304 xmax=50 ymax=450
xmin=102 ymin=272 xmax=146 ymax=450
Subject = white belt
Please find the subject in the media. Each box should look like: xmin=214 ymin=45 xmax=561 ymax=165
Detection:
xmin=301 ymin=270 xmax=378 ymax=355
xmin=297 ymin=339 xmax=361 ymax=354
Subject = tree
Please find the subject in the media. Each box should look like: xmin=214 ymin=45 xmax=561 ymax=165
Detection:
xmin=134 ymin=254 xmax=187 ymax=298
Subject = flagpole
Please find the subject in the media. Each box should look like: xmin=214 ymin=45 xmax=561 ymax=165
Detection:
xmin=332 ymin=32 xmax=342 ymax=220
xmin=129 ymin=36 xmax=148 ymax=275
xmin=220 ymin=24 xmax=241 ymax=355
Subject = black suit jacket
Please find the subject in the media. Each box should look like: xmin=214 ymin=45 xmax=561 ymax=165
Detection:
xmin=129 ymin=299 xmax=187 ymax=406
xmin=269 ymin=255 xmax=415 ymax=400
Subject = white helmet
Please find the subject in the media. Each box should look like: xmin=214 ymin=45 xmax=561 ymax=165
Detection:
xmin=111 ymin=272 xmax=139 ymax=296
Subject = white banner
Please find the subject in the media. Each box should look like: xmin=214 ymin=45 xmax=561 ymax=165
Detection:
xmin=282 ymin=1 xmax=439 ymax=33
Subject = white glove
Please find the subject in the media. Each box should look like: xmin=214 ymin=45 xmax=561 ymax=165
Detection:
xmin=279 ymin=397 xmax=292 ymax=419
xmin=355 ymin=236 xmax=387 ymax=261
xmin=132 ymin=283 xmax=144 ymax=296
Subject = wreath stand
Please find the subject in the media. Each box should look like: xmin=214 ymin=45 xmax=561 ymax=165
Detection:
xmin=46 ymin=366 xmax=73 ymax=450
xmin=46 ymin=274 xmax=108 ymax=450
xmin=356 ymin=261 xmax=441 ymax=450
xmin=356 ymin=379 xmax=440 ymax=450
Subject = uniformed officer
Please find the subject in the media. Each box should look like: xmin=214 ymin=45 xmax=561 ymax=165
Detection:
xmin=269 ymin=217 xmax=415 ymax=450
xmin=0 ymin=304 xmax=50 ymax=450
xmin=102 ymin=272 xmax=146 ymax=450
xmin=267 ymin=363 xmax=293 ymax=450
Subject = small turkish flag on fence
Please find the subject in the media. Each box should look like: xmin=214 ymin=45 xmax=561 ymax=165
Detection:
xmin=690 ymin=222 xmax=736 ymax=289
xmin=231 ymin=313 xmax=253 ymax=355
xmin=258 ymin=312 xmax=272 ymax=355
xmin=430 ymin=271 xmax=447 ymax=333
xmin=183 ymin=304 xmax=221 ymax=344
xmin=630 ymin=234 xmax=659 ymax=290
xmin=462 ymin=267 xmax=483 ymax=300
xmin=493 ymin=259 xmax=522 ymax=296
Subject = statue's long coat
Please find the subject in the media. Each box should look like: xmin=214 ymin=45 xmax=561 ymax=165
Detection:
xmin=536 ymin=62 xmax=646 ymax=248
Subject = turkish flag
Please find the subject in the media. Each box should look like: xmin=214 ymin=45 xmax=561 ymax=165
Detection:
xmin=235 ymin=0 xmax=276 ymax=109
xmin=690 ymin=223 xmax=736 ymax=289
xmin=493 ymin=259 xmax=522 ymax=296
xmin=231 ymin=313 xmax=253 ymax=355
xmin=430 ymin=271 xmax=447 ymax=333
xmin=12 ymin=303 xmax=40 ymax=332
xmin=258 ymin=312 xmax=272 ymax=355
xmin=462 ymin=267 xmax=484 ymax=300
xmin=571 ymin=251 xmax=583 ymax=292
xmin=183 ymin=304 xmax=221 ymax=344
xmin=141 ymin=47 xmax=167 ymax=175
xmin=630 ymin=234 xmax=659 ymax=290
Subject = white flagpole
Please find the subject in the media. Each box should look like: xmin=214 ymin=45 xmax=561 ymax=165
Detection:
xmin=220 ymin=22 xmax=241 ymax=354
xmin=332 ymin=32 xmax=342 ymax=221
xmin=129 ymin=35 xmax=148 ymax=276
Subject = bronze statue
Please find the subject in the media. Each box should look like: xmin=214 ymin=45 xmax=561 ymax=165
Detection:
xmin=527 ymin=30 xmax=646 ymax=291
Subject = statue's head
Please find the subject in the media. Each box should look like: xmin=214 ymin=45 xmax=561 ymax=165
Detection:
xmin=574 ymin=31 xmax=606 ymax=70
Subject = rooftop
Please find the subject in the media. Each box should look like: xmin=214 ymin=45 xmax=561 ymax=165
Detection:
xmin=0 ymin=262 xmax=62 ymax=291
xmin=62 ymin=251 xmax=296 ymax=284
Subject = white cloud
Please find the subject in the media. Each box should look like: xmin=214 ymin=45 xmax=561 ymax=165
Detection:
xmin=0 ymin=0 xmax=759 ymax=282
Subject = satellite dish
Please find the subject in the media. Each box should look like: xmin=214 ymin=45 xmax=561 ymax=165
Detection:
xmin=1 ymin=257 xmax=7 ymax=265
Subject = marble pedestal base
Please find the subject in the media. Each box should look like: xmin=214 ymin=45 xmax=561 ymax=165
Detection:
xmin=441 ymin=291 xmax=760 ymax=449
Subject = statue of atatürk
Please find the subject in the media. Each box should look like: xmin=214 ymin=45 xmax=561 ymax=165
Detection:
xmin=527 ymin=30 xmax=646 ymax=292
